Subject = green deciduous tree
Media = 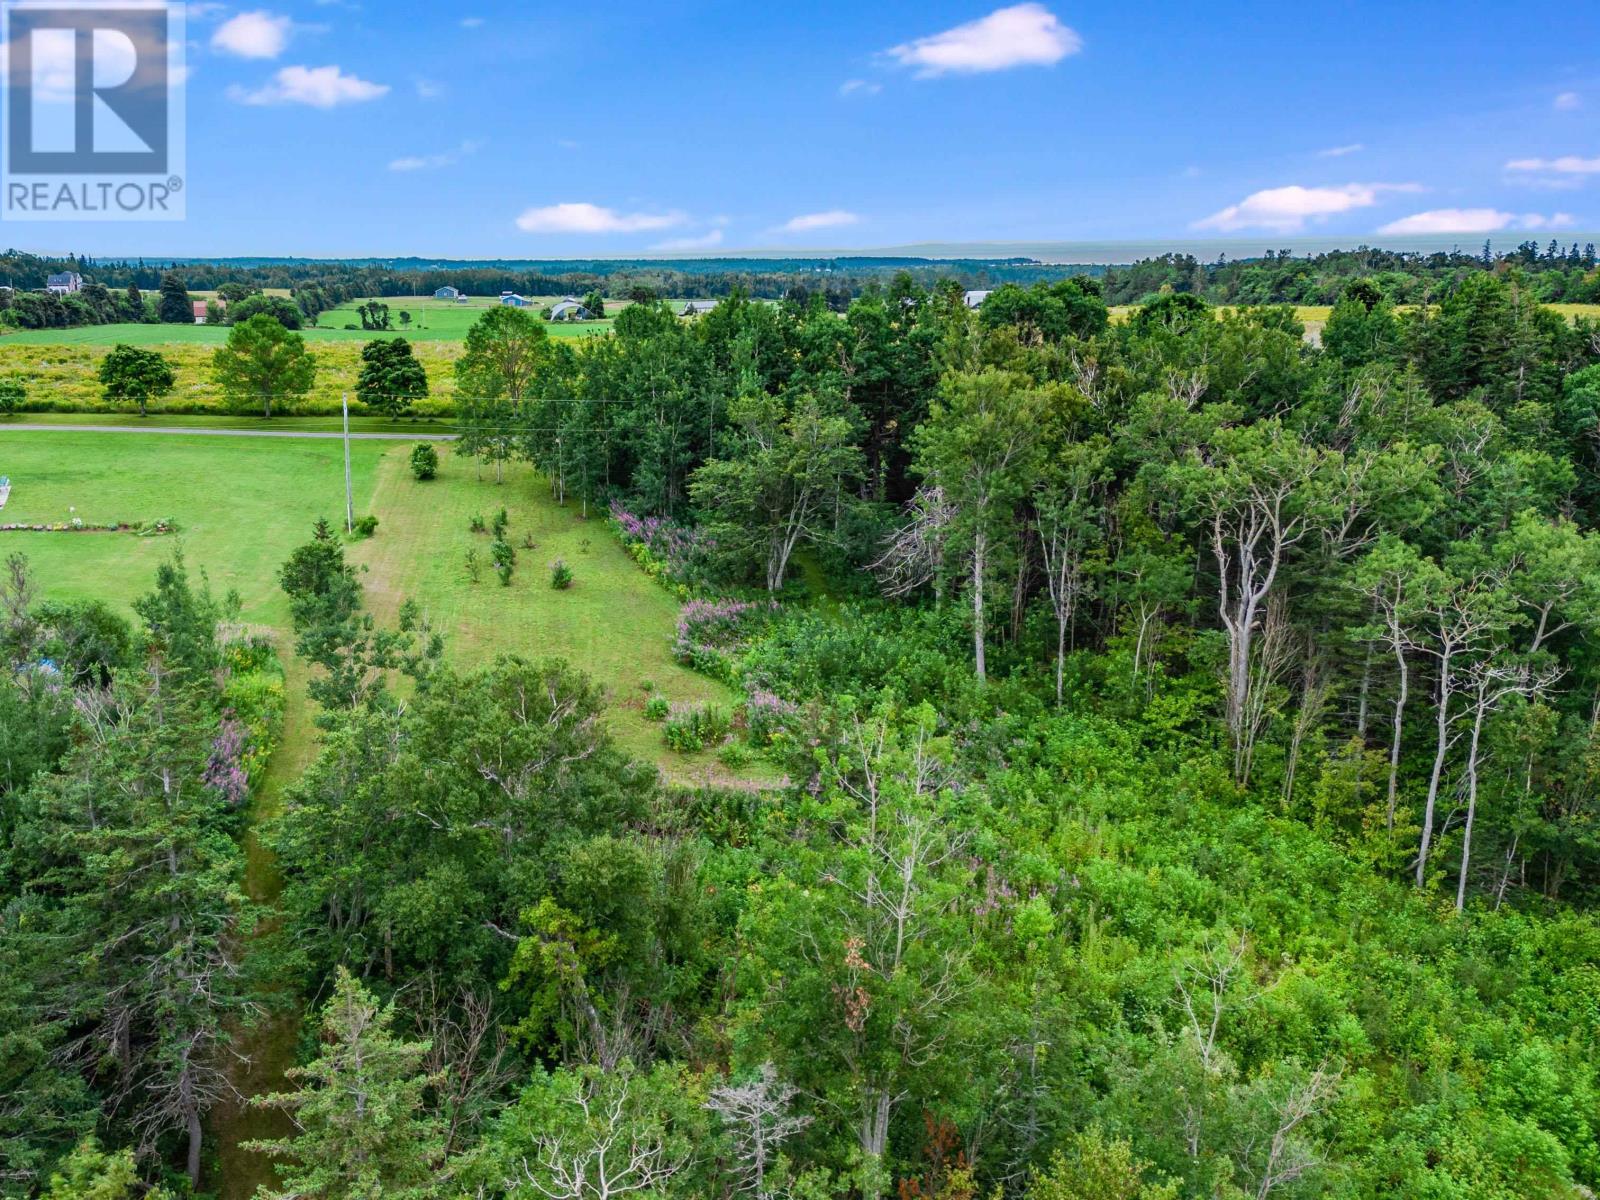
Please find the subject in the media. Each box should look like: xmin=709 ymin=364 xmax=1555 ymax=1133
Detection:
xmin=212 ymin=314 xmax=315 ymax=419
xmin=96 ymin=344 xmax=174 ymax=418
xmin=689 ymin=391 xmax=863 ymax=591
xmin=911 ymin=370 xmax=1047 ymax=681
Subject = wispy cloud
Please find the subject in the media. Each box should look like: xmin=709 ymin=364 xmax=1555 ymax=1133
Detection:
xmin=651 ymin=229 xmax=726 ymax=251
xmin=414 ymin=78 xmax=445 ymax=100
xmin=1555 ymin=91 xmax=1581 ymax=111
xmin=1505 ymin=155 xmax=1600 ymax=175
xmin=211 ymin=10 xmax=292 ymax=59
xmin=460 ymin=16 xmax=484 ymax=28
xmin=515 ymin=202 xmax=687 ymax=234
xmin=839 ymin=79 xmax=882 ymax=97
xmin=1195 ymin=182 xmax=1421 ymax=233
xmin=1378 ymin=208 xmax=1575 ymax=235
xmin=389 ymin=139 xmax=483 ymax=172
xmin=1315 ymin=143 xmax=1364 ymax=158
xmin=885 ymin=3 xmax=1080 ymax=77
xmin=228 ymin=64 xmax=388 ymax=107
xmin=780 ymin=210 xmax=861 ymax=233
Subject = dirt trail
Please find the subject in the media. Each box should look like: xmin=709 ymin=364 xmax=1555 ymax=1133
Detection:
xmin=202 ymin=654 xmax=317 ymax=1197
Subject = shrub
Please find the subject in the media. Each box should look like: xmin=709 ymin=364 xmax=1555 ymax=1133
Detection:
xmin=410 ymin=443 xmax=439 ymax=480
xmin=644 ymin=696 xmax=671 ymax=722
xmin=465 ymin=546 xmax=482 ymax=583
xmin=745 ymin=688 xmax=799 ymax=746
xmin=550 ymin=559 xmax=574 ymax=590
xmin=0 ymin=377 xmax=24 ymax=417
xmin=352 ymin=514 xmax=378 ymax=538
xmin=491 ymin=538 xmax=516 ymax=585
xmin=663 ymin=704 xmax=732 ymax=753
xmin=469 ymin=513 xmax=487 ymax=533
xmin=491 ymin=507 xmax=510 ymax=539
xmin=674 ymin=598 xmax=780 ymax=679
xmin=521 ymin=532 xmax=536 ymax=550
xmin=608 ymin=500 xmax=713 ymax=587
xmin=718 ymin=741 xmax=752 ymax=769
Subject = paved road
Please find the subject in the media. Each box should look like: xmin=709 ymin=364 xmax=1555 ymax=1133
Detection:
xmin=1 ymin=423 xmax=456 ymax=441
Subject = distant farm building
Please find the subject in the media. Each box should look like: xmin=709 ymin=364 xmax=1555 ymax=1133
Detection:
xmin=963 ymin=290 xmax=991 ymax=309
xmin=500 ymin=292 xmax=533 ymax=308
xmin=192 ymin=301 xmax=209 ymax=324
xmin=434 ymin=286 xmax=460 ymax=300
xmin=47 ymin=272 xmax=83 ymax=295
xmin=679 ymin=300 xmax=718 ymax=317
xmin=549 ymin=301 xmax=591 ymax=322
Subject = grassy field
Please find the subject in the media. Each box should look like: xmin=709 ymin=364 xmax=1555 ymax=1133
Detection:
xmin=0 ymin=430 xmax=757 ymax=780
xmin=0 ymin=339 xmax=461 ymax=416
xmin=0 ymin=295 xmax=618 ymax=347
xmin=316 ymin=295 xmax=620 ymax=341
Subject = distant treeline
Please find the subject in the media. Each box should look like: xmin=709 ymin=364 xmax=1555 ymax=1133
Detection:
xmin=1101 ymin=241 xmax=1600 ymax=305
xmin=0 ymin=249 xmax=1099 ymax=306
xmin=3 ymin=241 xmax=1600 ymax=330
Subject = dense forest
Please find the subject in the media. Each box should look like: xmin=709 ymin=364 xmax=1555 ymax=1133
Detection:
xmin=8 ymin=263 xmax=1600 ymax=1199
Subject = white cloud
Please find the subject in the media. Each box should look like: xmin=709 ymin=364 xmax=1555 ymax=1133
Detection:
xmin=780 ymin=210 xmax=861 ymax=233
xmin=211 ymin=11 xmax=292 ymax=59
xmin=389 ymin=139 xmax=482 ymax=172
xmin=515 ymin=203 xmax=687 ymax=234
xmin=414 ymin=78 xmax=445 ymax=99
xmin=885 ymin=3 xmax=1080 ymax=77
xmin=1316 ymin=143 xmax=1364 ymax=158
xmin=229 ymin=64 xmax=388 ymax=107
xmin=651 ymin=229 xmax=726 ymax=251
xmin=839 ymin=78 xmax=882 ymax=97
xmin=1377 ymin=208 xmax=1576 ymax=235
xmin=460 ymin=16 xmax=484 ymax=28
xmin=1555 ymin=91 xmax=1581 ymax=111
xmin=1505 ymin=154 xmax=1600 ymax=175
xmin=1195 ymin=182 xmax=1421 ymax=233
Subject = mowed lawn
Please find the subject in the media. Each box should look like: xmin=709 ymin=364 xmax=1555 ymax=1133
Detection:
xmin=346 ymin=445 xmax=748 ymax=774
xmin=0 ymin=429 xmax=753 ymax=779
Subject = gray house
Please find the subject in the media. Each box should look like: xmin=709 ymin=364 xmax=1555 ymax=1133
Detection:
xmin=679 ymin=300 xmax=718 ymax=317
xmin=962 ymin=289 xmax=991 ymax=309
xmin=500 ymin=292 xmax=533 ymax=308
xmin=47 ymin=272 xmax=83 ymax=295
xmin=549 ymin=301 xmax=592 ymax=322
xmin=433 ymin=286 xmax=460 ymax=300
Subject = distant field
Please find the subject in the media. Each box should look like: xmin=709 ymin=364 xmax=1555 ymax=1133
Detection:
xmin=315 ymin=295 xmax=621 ymax=341
xmin=0 ymin=339 xmax=461 ymax=415
xmin=0 ymin=295 xmax=620 ymax=347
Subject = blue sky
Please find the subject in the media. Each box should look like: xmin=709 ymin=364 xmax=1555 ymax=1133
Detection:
xmin=24 ymin=0 xmax=1600 ymax=257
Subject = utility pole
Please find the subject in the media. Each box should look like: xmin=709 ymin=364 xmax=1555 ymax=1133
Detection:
xmin=341 ymin=391 xmax=354 ymax=534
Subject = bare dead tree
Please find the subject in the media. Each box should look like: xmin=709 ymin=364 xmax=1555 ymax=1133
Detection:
xmin=409 ymin=975 xmax=516 ymax=1153
xmin=870 ymin=486 xmax=955 ymax=605
xmin=1239 ymin=1062 xmax=1342 ymax=1200
xmin=1173 ymin=933 xmax=1252 ymax=1159
xmin=705 ymin=1063 xmax=813 ymax=1199
xmin=516 ymin=1070 xmax=694 ymax=1200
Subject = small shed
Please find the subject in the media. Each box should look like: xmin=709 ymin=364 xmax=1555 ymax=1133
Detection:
xmin=192 ymin=300 xmax=209 ymax=325
xmin=434 ymin=286 xmax=460 ymax=301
